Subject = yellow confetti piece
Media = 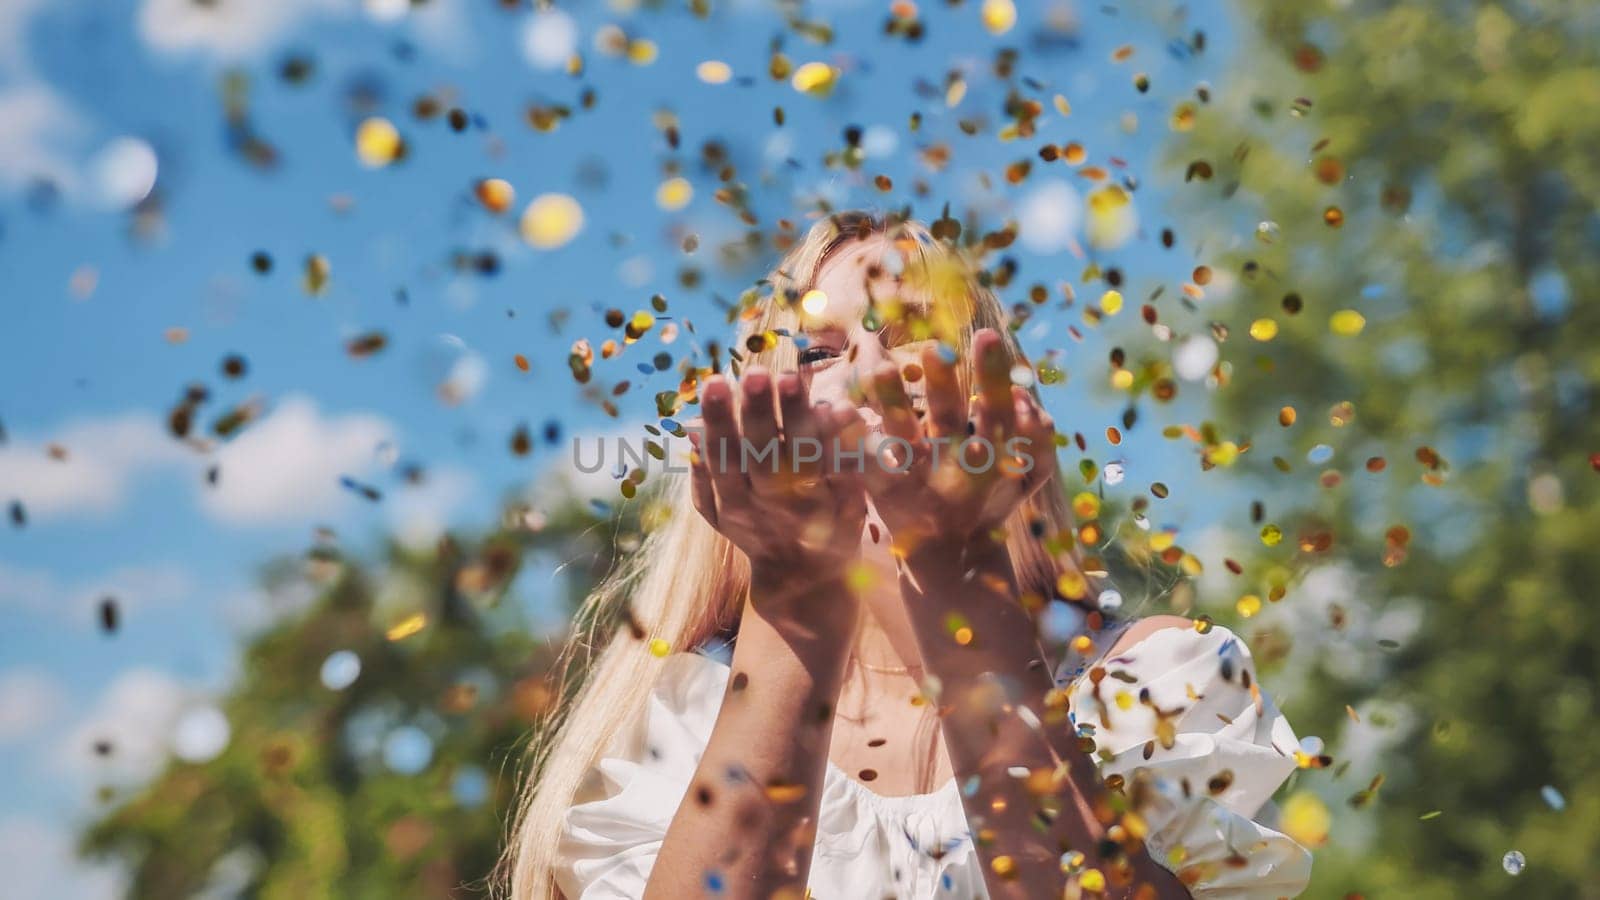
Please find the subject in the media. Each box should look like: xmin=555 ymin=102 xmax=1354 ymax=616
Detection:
xmin=801 ymin=288 xmax=829 ymax=317
xmin=696 ymin=60 xmax=732 ymax=83
xmin=791 ymin=61 xmax=838 ymax=96
xmin=355 ymin=117 xmax=402 ymax=167
xmin=1236 ymin=594 xmax=1262 ymax=617
xmin=1072 ymin=491 xmax=1101 ymax=519
xmin=1209 ymin=441 xmax=1240 ymax=466
xmin=1260 ymin=524 xmax=1283 ymax=546
xmin=1249 ymin=318 xmax=1279 ymax=341
xmin=520 ymin=193 xmax=584 ymax=249
xmin=1110 ymin=368 xmax=1134 ymax=389
xmin=1100 ymin=289 xmax=1123 ymax=315
xmin=386 ymin=612 xmax=427 ymax=641
xmin=1079 ymin=868 xmax=1106 ymax=892
xmin=1086 ymin=184 xmax=1137 ymax=249
xmin=1114 ymin=690 xmax=1134 ymax=711
xmin=981 ymin=0 xmax=1016 ymax=35
xmin=656 ymin=176 xmax=692 ymax=211
xmin=648 ymin=638 xmax=670 ymax=657
xmin=1057 ymin=571 xmax=1088 ymax=600
xmin=1281 ymin=791 xmax=1331 ymax=847
xmin=474 ymin=178 xmax=515 ymax=214
xmin=1330 ymin=309 xmax=1366 ymax=335
xmin=1053 ymin=94 xmax=1071 ymax=116
xmin=990 ymin=854 xmax=1017 ymax=878
xmin=626 ymin=39 xmax=658 ymax=65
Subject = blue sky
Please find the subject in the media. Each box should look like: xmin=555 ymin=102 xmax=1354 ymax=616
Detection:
xmin=0 ymin=0 xmax=1255 ymax=893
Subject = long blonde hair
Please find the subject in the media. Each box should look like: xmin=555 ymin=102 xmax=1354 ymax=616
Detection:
xmin=499 ymin=210 xmax=1088 ymax=899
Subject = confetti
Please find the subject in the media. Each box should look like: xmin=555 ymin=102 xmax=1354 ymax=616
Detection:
xmin=520 ymin=193 xmax=584 ymax=249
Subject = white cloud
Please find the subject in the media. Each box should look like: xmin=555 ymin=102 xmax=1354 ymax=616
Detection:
xmin=0 ymin=414 xmax=190 ymax=521
xmin=0 ymin=668 xmax=69 ymax=744
xmin=0 ymin=560 xmax=193 ymax=629
xmin=198 ymin=395 xmax=393 ymax=525
xmin=137 ymin=0 xmax=473 ymax=63
xmin=389 ymin=464 xmax=475 ymax=549
xmin=0 ymin=817 xmax=121 ymax=900
xmin=0 ymin=0 xmax=90 ymax=196
xmin=137 ymin=0 xmax=349 ymax=60
xmin=1018 ymin=180 xmax=1083 ymax=254
xmin=53 ymin=668 xmax=188 ymax=785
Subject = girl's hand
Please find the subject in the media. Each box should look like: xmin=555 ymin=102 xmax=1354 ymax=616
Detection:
xmin=862 ymin=328 xmax=1059 ymax=552
xmin=688 ymin=367 xmax=869 ymax=580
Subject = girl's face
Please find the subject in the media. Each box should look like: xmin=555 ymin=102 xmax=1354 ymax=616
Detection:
xmin=796 ymin=236 xmax=942 ymax=429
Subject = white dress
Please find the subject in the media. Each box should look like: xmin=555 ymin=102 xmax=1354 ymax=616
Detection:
xmin=554 ymin=624 xmax=1313 ymax=899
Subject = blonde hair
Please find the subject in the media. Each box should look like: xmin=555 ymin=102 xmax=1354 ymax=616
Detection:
xmin=499 ymin=210 xmax=1087 ymax=899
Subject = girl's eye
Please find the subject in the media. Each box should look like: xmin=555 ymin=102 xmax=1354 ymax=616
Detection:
xmin=799 ymin=345 xmax=838 ymax=365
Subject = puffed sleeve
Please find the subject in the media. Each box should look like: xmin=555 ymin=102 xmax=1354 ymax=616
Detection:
xmin=1070 ymin=624 xmax=1313 ymax=899
xmin=553 ymin=651 xmax=731 ymax=900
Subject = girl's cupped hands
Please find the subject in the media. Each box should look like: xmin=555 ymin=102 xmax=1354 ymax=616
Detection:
xmin=861 ymin=328 xmax=1060 ymax=553
xmin=687 ymin=368 xmax=868 ymax=576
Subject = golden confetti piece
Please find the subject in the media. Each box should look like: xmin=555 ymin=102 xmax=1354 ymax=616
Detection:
xmin=981 ymin=0 xmax=1016 ymax=34
xmin=1053 ymin=94 xmax=1071 ymax=116
xmin=1072 ymin=491 xmax=1101 ymax=518
xmin=764 ymin=782 xmax=807 ymax=803
xmin=1171 ymin=102 xmax=1196 ymax=131
xmin=1281 ymin=791 xmax=1331 ymax=847
xmin=1346 ymin=704 xmax=1361 ymax=723
xmin=1279 ymin=406 xmax=1297 ymax=427
xmin=648 ymin=638 xmax=670 ymax=657
xmin=303 ymin=253 xmax=330 ymax=295
xmin=799 ymin=288 xmax=830 ymax=317
xmin=474 ymin=178 xmax=515 ymax=214
xmin=355 ymin=117 xmax=402 ymax=167
xmin=1249 ymin=318 xmax=1279 ymax=341
xmin=1260 ymin=524 xmax=1283 ymax=546
xmin=696 ymin=60 xmax=732 ymax=83
xmin=990 ymin=855 xmax=1018 ymax=878
xmin=520 ymin=193 xmax=584 ymax=249
xmin=1079 ymin=868 xmax=1106 ymax=892
xmin=1100 ymin=289 xmax=1123 ymax=315
xmin=1086 ymin=184 xmax=1137 ymax=249
xmin=1209 ymin=441 xmax=1240 ymax=466
xmin=1330 ymin=309 xmax=1366 ymax=335
xmin=386 ymin=612 xmax=427 ymax=641
xmin=626 ymin=39 xmax=658 ymax=65
xmin=1324 ymin=206 xmax=1344 ymax=227
xmin=791 ymin=62 xmax=838 ymax=96
xmin=1058 ymin=571 xmax=1089 ymax=601
xmin=1110 ymin=368 xmax=1134 ymax=390
xmin=1236 ymin=594 xmax=1262 ymax=618
xmin=656 ymin=176 xmax=692 ymax=211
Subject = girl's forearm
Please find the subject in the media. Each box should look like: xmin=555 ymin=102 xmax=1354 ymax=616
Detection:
xmin=898 ymin=536 xmax=1190 ymax=900
xmin=645 ymin=565 xmax=856 ymax=900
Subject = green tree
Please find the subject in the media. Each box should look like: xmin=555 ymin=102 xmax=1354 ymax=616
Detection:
xmin=79 ymin=491 xmax=634 ymax=898
xmin=1152 ymin=1 xmax=1600 ymax=896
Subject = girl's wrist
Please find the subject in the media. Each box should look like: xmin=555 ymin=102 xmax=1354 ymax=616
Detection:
xmin=747 ymin=559 xmax=860 ymax=628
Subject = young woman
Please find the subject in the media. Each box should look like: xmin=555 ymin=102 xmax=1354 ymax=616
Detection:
xmin=503 ymin=212 xmax=1312 ymax=899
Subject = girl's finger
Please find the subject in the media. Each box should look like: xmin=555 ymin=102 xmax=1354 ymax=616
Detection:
xmin=973 ymin=329 xmax=1016 ymax=441
xmin=775 ymin=372 xmax=824 ymax=483
xmin=920 ymin=343 xmax=966 ymax=440
xmin=738 ymin=366 xmax=782 ymax=489
xmin=823 ymin=404 xmax=867 ymax=502
xmin=699 ymin=375 xmax=753 ymax=508
xmin=867 ymin=361 xmax=923 ymax=448
xmin=687 ymin=432 xmax=719 ymax=528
